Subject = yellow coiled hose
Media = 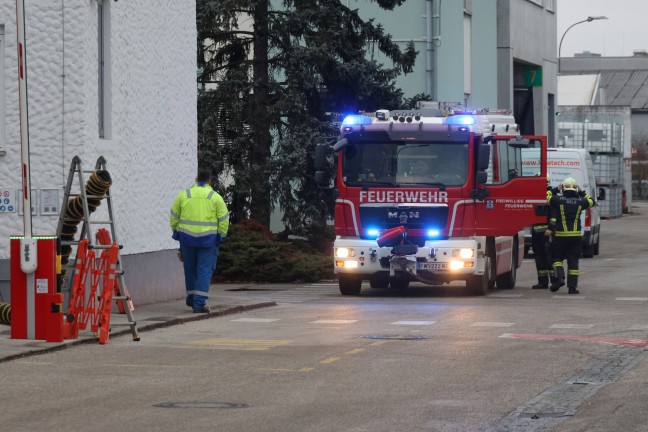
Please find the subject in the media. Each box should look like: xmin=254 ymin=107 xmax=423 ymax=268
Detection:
xmin=0 ymin=302 xmax=10 ymax=325
xmin=59 ymin=170 xmax=112 ymax=280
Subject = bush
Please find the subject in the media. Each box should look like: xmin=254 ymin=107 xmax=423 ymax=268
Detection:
xmin=214 ymin=219 xmax=334 ymax=283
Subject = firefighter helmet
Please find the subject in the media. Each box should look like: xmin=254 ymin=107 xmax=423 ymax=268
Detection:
xmin=563 ymin=177 xmax=578 ymax=191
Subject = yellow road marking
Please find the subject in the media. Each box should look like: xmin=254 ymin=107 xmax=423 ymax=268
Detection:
xmin=320 ymin=357 xmax=340 ymax=364
xmin=257 ymin=367 xmax=314 ymax=372
xmin=346 ymin=348 xmax=365 ymax=355
xmin=100 ymin=364 xmax=187 ymax=368
xmin=369 ymin=340 xmax=389 ymax=346
xmin=190 ymin=338 xmax=291 ymax=346
xmin=187 ymin=338 xmax=291 ymax=350
xmin=173 ymin=345 xmax=270 ymax=351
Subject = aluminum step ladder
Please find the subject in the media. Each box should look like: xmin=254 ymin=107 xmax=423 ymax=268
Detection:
xmin=56 ymin=156 xmax=140 ymax=341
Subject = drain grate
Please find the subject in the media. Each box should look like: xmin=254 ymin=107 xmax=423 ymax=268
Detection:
xmin=362 ymin=335 xmax=427 ymax=340
xmin=154 ymin=402 xmax=248 ymax=409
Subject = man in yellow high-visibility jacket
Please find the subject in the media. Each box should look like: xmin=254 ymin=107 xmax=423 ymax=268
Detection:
xmin=170 ymin=171 xmax=229 ymax=313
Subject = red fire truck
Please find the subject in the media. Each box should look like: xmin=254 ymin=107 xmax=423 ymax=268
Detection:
xmin=315 ymin=108 xmax=548 ymax=295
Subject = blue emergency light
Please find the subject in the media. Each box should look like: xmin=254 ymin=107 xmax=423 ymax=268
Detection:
xmin=366 ymin=228 xmax=380 ymax=237
xmin=445 ymin=115 xmax=476 ymax=125
xmin=426 ymin=229 xmax=441 ymax=238
xmin=342 ymin=115 xmax=373 ymax=126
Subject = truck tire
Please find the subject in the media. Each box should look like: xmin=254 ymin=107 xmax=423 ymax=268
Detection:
xmin=389 ymin=278 xmax=410 ymax=290
xmin=339 ymin=275 xmax=362 ymax=295
xmin=524 ymin=245 xmax=531 ymax=259
xmin=466 ymin=274 xmax=488 ymax=295
xmin=466 ymin=256 xmax=490 ymax=295
xmin=369 ymin=274 xmax=390 ymax=289
xmin=582 ymin=243 xmax=594 ymax=258
xmin=496 ymin=243 xmax=517 ymax=290
xmin=594 ymin=236 xmax=600 ymax=256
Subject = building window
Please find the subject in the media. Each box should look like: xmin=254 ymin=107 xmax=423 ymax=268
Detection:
xmin=97 ymin=0 xmax=112 ymax=138
xmin=527 ymin=0 xmax=542 ymax=6
xmin=0 ymin=26 xmax=5 ymax=149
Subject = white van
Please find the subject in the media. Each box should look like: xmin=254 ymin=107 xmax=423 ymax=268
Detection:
xmin=524 ymin=148 xmax=603 ymax=258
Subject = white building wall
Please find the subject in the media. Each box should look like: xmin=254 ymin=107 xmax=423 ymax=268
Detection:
xmin=0 ymin=1 xmax=197 ymax=304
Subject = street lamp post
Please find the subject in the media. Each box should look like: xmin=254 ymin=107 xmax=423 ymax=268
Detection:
xmin=558 ymin=16 xmax=608 ymax=73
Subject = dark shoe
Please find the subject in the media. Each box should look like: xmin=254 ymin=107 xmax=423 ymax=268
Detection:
xmin=532 ymin=283 xmax=548 ymax=289
xmin=550 ymin=280 xmax=565 ymax=292
xmin=192 ymin=306 xmax=211 ymax=313
xmin=568 ymin=288 xmax=580 ymax=295
xmin=186 ymin=297 xmax=193 ymax=308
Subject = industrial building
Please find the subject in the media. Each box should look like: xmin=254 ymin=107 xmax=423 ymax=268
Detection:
xmin=0 ymin=2 xmax=196 ymax=304
xmin=350 ymin=0 xmax=558 ymax=142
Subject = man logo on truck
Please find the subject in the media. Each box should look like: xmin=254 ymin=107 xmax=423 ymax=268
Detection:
xmin=387 ymin=211 xmax=420 ymax=224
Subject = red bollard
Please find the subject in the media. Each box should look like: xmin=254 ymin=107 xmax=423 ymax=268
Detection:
xmin=10 ymin=236 xmax=64 ymax=342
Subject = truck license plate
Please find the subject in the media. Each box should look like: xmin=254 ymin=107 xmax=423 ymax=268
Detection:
xmin=417 ymin=262 xmax=447 ymax=270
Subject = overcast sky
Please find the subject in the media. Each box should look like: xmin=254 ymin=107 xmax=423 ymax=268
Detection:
xmin=557 ymin=0 xmax=648 ymax=58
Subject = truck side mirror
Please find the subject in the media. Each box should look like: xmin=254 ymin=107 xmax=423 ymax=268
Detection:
xmin=314 ymin=143 xmax=331 ymax=170
xmin=477 ymin=145 xmax=490 ymax=170
xmin=476 ymin=171 xmax=488 ymax=184
xmin=315 ymin=171 xmax=331 ymax=188
xmin=597 ymin=187 xmax=606 ymax=201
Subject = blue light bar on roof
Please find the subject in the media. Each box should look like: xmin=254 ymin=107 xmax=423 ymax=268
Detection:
xmin=342 ymin=115 xmax=373 ymax=126
xmin=445 ymin=115 xmax=476 ymax=125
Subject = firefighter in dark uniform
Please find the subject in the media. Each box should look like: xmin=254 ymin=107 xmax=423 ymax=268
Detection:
xmin=545 ymin=177 xmax=595 ymax=294
xmin=531 ymin=175 xmax=560 ymax=289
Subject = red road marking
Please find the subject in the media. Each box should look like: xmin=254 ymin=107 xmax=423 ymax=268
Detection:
xmin=500 ymin=333 xmax=648 ymax=347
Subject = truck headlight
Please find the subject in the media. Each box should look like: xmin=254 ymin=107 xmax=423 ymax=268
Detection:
xmin=336 ymin=247 xmax=355 ymax=258
xmin=453 ymin=248 xmax=474 ymax=258
xmin=449 ymin=261 xmax=464 ymax=270
xmin=449 ymin=260 xmax=474 ymax=270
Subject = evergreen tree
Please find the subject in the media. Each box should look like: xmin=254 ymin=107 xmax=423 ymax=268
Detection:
xmin=197 ymin=0 xmax=417 ymax=237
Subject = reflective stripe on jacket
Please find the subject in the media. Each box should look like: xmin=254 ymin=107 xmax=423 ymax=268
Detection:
xmin=170 ymin=183 xmax=229 ymax=247
xmin=548 ymin=190 xmax=594 ymax=237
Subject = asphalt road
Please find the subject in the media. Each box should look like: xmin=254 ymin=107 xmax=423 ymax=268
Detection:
xmin=2 ymin=202 xmax=648 ymax=432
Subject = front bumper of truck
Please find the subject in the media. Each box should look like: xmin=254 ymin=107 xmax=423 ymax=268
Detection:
xmin=333 ymin=237 xmax=487 ymax=283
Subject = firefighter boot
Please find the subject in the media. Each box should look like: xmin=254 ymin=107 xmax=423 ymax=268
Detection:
xmin=532 ymin=279 xmax=548 ymax=289
xmin=550 ymin=265 xmax=565 ymax=292
xmin=549 ymin=270 xmax=558 ymax=285
xmin=567 ymin=271 xmax=579 ymax=295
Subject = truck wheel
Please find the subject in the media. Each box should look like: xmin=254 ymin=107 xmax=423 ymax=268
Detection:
xmin=466 ymin=274 xmax=488 ymax=295
xmin=594 ymin=237 xmax=600 ymax=255
xmin=496 ymin=246 xmax=517 ymax=290
xmin=523 ymin=245 xmax=531 ymax=259
xmin=339 ymin=275 xmax=362 ymax=295
xmin=389 ymin=278 xmax=410 ymax=290
xmin=582 ymin=243 xmax=594 ymax=258
xmin=369 ymin=274 xmax=390 ymax=289
xmin=466 ymin=256 xmax=490 ymax=295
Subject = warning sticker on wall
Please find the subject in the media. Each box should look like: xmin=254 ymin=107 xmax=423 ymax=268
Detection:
xmin=36 ymin=279 xmax=48 ymax=294
xmin=0 ymin=189 xmax=17 ymax=213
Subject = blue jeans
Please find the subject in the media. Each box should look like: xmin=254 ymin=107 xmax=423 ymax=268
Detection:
xmin=180 ymin=244 xmax=218 ymax=310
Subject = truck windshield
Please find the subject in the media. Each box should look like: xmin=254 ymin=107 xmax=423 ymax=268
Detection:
xmin=342 ymin=142 xmax=469 ymax=187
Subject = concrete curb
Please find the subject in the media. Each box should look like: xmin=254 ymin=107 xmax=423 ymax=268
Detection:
xmin=0 ymin=301 xmax=277 ymax=364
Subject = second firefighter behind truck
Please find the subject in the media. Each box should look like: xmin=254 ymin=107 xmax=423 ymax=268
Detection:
xmin=531 ymin=175 xmax=560 ymax=289
xmin=545 ymin=177 xmax=595 ymax=294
